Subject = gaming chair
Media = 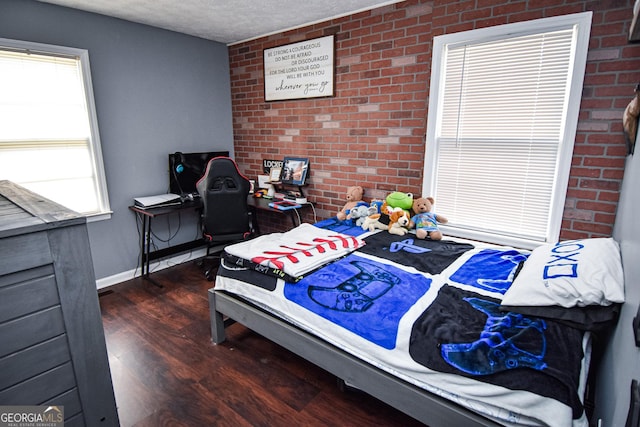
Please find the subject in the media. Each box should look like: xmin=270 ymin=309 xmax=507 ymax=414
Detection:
xmin=195 ymin=156 xmax=256 ymax=280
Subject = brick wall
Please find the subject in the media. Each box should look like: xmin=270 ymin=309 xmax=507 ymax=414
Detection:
xmin=229 ymin=0 xmax=640 ymax=238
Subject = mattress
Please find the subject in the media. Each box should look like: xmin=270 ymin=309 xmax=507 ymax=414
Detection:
xmin=214 ymin=224 xmax=601 ymax=427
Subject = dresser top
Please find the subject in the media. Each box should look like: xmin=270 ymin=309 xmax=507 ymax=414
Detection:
xmin=0 ymin=180 xmax=85 ymax=238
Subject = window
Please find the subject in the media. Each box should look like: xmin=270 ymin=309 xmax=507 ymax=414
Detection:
xmin=0 ymin=38 xmax=110 ymax=218
xmin=423 ymin=13 xmax=592 ymax=249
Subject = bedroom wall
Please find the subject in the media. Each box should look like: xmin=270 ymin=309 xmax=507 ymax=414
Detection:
xmin=0 ymin=0 xmax=234 ymax=283
xmin=229 ymin=0 xmax=640 ymax=237
xmin=595 ymin=136 xmax=640 ymax=425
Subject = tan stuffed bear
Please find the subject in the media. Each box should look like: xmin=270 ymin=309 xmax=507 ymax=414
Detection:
xmin=337 ymin=186 xmax=364 ymax=221
xmin=409 ymin=197 xmax=448 ymax=240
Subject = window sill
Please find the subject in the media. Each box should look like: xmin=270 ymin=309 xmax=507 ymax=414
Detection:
xmin=85 ymin=211 xmax=112 ymax=223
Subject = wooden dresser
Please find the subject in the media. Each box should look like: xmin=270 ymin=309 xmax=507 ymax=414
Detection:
xmin=0 ymin=181 xmax=118 ymax=426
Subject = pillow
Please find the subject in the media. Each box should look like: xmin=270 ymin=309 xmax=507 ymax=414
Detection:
xmin=501 ymin=238 xmax=624 ymax=308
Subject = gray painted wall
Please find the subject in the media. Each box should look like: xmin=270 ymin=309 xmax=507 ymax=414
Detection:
xmin=0 ymin=0 xmax=234 ymax=281
xmin=595 ymin=141 xmax=640 ymax=426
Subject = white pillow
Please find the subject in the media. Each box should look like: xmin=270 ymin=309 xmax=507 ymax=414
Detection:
xmin=501 ymin=238 xmax=624 ymax=308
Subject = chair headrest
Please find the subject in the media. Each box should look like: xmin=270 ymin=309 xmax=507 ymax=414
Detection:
xmin=196 ymin=157 xmax=249 ymax=196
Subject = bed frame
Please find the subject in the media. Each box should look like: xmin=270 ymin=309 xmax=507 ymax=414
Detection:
xmin=209 ymin=288 xmax=503 ymax=427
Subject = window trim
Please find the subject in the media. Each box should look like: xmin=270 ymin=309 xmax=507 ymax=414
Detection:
xmin=423 ymin=12 xmax=592 ymax=249
xmin=0 ymin=37 xmax=111 ymax=220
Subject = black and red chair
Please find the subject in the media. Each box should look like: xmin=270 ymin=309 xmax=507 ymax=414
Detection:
xmin=196 ymin=156 xmax=256 ymax=280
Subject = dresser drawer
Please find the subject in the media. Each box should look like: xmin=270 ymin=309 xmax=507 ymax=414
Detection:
xmin=0 ymin=265 xmax=58 ymax=323
xmin=0 ymin=306 xmax=65 ymax=358
xmin=0 ymin=232 xmax=52 ymax=276
xmin=0 ymin=362 xmax=76 ymax=405
xmin=0 ymin=335 xmax=71 ymax=389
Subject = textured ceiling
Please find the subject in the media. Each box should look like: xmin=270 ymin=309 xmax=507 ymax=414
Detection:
xmin=36 ymin=0 xmax=403 ymax=45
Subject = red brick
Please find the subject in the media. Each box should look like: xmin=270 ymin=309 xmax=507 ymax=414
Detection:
xmin=545 ymin=4 xmax=588 ymax=18
xmin=461 ymin=8 xmax=492 ymax=21
xmin=599 ymin=58 xmax=640 ymax=73
xmin=583 ymin=156 xmax=625 ymax=169
xmin=571 ymin=220 xmax=614 ymax=235
xmin=575 ymin=200 xmax=618 ymax=213
xmin=493 ymin=2 xmax=527 ymax=16
xmin=526 ymin=0 xmax=564 ymax=8
xmin=560 ymin=230 xmax=591 ymax=240
xmin=564 ymin=208 xmax=594 ymax=221
xmin=594 ymin=212 xmax=617 ymax=224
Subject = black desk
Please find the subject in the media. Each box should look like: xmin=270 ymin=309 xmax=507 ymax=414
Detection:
xmin=247 ymin=196 xmax=312 ymax=228
xmin=129 ymin=200 xmax=204 ymax=286
xmin=130 ymin=197 xmax=311 ymax=285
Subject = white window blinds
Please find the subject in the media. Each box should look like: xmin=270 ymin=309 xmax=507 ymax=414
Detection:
xmin=424 ymin=13 xmax=591 ymax=248
xmin=0 ymin=40 xmax=110 ymax=216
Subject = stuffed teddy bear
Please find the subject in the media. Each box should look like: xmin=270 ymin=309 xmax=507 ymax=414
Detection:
xmin=409 ymin=197 xmax=448 ymax=240
xmin=337 ymin=186 xmax=364 ymax=221
xmin=388 ymin=207 xmax=411 ymax=236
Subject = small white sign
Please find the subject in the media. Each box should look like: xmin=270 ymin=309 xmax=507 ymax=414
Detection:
xmin=264 ymin=35 xmax=334 ymax=101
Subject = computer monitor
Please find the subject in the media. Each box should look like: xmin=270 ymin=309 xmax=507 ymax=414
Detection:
xmin=280 ymin=157 xmax=309 ymax=186
xmin=168 ymin=151 xmax=229 ymax=196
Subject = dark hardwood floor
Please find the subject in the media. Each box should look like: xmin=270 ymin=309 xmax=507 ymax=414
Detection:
xmin=98 ymin=261 xmax=426 ymax=427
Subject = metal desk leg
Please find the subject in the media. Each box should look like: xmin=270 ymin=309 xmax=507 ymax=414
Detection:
xmin=249 ymin=208 xmax=261 ymax=235
xmin=140 ymin=214 xmax=148 ymax=276
xmin=140 ymin=214 xmax=162 ymax=287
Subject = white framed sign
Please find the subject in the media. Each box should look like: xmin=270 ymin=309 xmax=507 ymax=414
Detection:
xmin=264 ymin=35 xmax=335 ymax=101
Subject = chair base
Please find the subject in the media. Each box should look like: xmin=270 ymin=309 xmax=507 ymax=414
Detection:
xmin=199 ymin=234 xmax=257 ymax=280
xmin=199 ymin=255 xmax=222 ymax=281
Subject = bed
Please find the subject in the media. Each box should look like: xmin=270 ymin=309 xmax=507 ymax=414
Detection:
xmin=208 ymin=220 xmax=624 ymax=427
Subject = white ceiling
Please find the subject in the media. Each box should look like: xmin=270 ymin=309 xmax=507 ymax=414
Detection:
xmin=37 ymin=0 xmax=403 ymax=45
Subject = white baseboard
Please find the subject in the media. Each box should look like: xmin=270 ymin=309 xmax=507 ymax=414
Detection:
xmin=96 ymin=248 xmax=208 ymax=290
